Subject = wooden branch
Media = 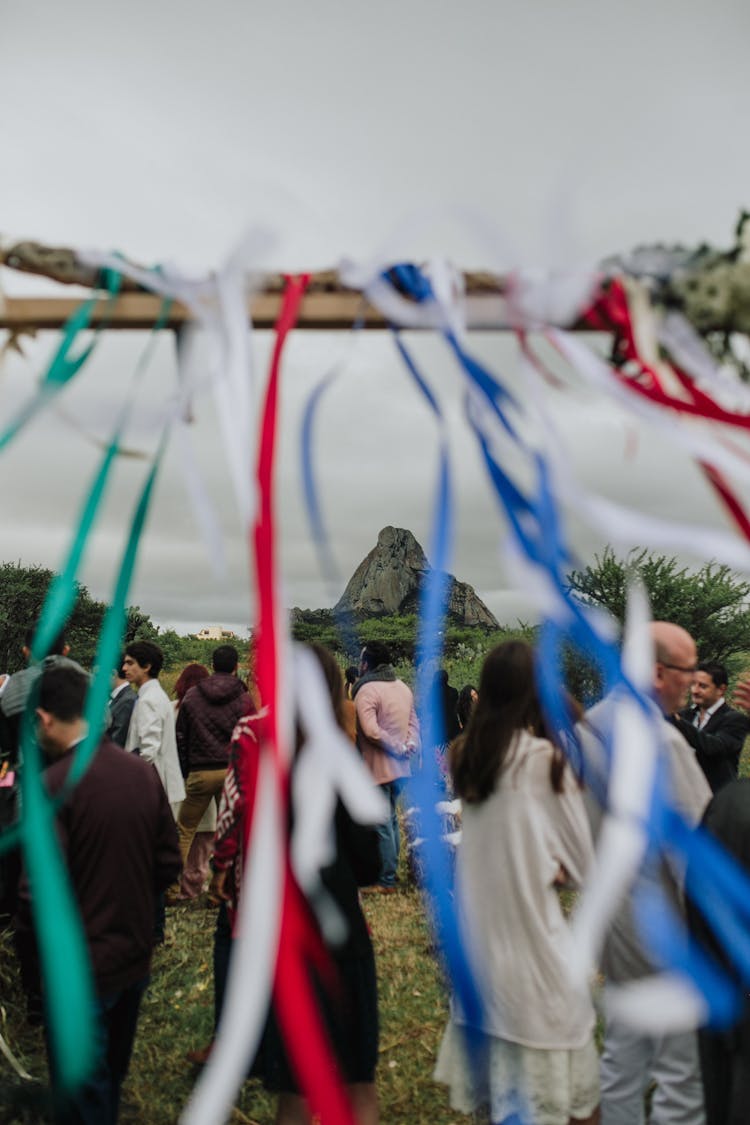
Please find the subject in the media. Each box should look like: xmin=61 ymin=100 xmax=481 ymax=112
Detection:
xmin=0 ymin=239 xmax=515 ymax=331
xmin=0 ymin=238 xmax=515 ymax=331
xmin=0 ymin=293 xmax=387 ymax=331
xmin=0 ymin=291 xmax=519 ymax=332
xmin=0 ymin=238 xmax=506 ymax=296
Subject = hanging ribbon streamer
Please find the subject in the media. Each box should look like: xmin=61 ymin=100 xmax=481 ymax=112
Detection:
xmin=366 ymin=261 xmax=750 ymax=1038
xmin=15 ymin=689 xmax=95 ymax=1093
xmin=251 ymin=274 xmax=359 ymax=1124
xmin=81 ymin=238 xmax=275 ymax=581
xmin=0 ymin=290 xmax=174 ymax=1091
xmin=193 ymin=275 xmax=360 ymax=1124
xmin=31 ymin=300 xmax=172 ymax=664
xmin=173 ymin=326 xmax=228 ymax=579
xmin=382 ymin=267 xmax=486 ymax=1038
xmin=182 ymin=746 xmax=285 ymax=1125
xmin=514 ymin=335 xmax=750 ymax=576
xmin=577 ymin=280 xmax=750 ymax=545
xmin=12 ymin=430 xmax=172 ymax=1094
xmin=290 ymin=644 xmax=387 ymax=897
xmin=0 ymin=310 xmax=173 ymax=863
xmin=299 ymin=309 xmax=368 ymax=660
xmin=0 ymin=268 xmax=122 ymax=452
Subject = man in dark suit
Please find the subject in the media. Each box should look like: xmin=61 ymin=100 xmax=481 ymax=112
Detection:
xmin=106 ymin=657 xmax=136 ymax=748
xmin=671 ymin=661 xmax=749 ymax=792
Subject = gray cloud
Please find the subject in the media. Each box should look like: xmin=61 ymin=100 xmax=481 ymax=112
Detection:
xmin=2 ymin=0 xmax=750 ymax=637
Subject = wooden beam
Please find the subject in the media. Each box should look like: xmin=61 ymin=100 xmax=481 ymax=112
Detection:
xmin=0 ymin=238 xmax=521 ymax=331
xmin=0 ymin=292 xmax=519 ymax=332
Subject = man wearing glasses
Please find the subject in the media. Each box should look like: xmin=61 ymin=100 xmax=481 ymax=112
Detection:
xmin=580 ymin=621 xmax=711 ymax=1125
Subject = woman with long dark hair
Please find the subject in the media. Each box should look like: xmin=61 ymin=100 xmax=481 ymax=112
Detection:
xmin=434 ymin=640 xmax=599 ymax=1125
xmin=456 ymin=683 xmax=478 ymax=732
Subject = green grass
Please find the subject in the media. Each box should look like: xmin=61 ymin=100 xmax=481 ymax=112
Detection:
xmin=0 ymin=883 xmax=457 ymax=1124
xmin=3 ymin=738 xmax=747 ymax=1123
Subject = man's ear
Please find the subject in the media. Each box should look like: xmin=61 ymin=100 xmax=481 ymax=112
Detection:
xmin=35 ymin=707 xmax=54 ymax=736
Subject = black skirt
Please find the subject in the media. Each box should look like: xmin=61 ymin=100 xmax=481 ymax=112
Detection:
xmin=254 ymin=947 xmax=379 ymax=1093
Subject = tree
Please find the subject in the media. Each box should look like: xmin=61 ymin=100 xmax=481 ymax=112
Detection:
xmin=0 ymin=564 xmax=165 ymax=673
xmin=0 ymin=562 xmax=108 ymax=672
xmin=124 ymin=606 xmax=159 ymax=644
xmin=566 ymin=547 xmax=750 ymax=669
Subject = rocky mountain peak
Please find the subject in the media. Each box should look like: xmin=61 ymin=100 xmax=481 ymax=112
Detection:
xmin=334 ymin=526 xmax=498 ymax=628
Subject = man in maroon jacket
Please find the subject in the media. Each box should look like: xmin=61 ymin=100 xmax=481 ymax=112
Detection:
xmin=16 ymin=662 xmax=181 ymax=1124
xmin=168 ymin=644 xmax=253 ymax=903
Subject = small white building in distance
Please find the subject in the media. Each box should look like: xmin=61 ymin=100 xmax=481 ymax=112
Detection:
xmin=194 ymin=626 xmax=235 ymax=641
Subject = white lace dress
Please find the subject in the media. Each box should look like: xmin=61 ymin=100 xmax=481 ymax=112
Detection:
xmin=433 ymin=730 xmax=599 ymax=1125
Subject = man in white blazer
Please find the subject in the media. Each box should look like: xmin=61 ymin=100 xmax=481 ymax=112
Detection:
xmin=123 ymin=641 xmax=184 ymax=939
xmin=123 ymin=641 xmax=185 ymax=808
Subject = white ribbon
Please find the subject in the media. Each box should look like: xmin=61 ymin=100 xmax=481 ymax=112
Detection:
xmin=605 ymin=973 xmax=709 ymax=1034
xmin=291 ymin=644 xmax=387 ymax=893
xmin=180 ymin=751 xmax=283 ymax=1125
xmin=548 ymin=326 xmax=750 ymax=493
xmin=518 ymin=346 xmax=750 ymax=573
xmin=81 ymin=236 xmax=278 ymax=573
xmin=568 ymin=584 xmax=658 ymax=988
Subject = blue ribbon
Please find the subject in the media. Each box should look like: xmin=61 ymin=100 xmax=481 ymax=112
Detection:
xmin=381 ymin=263 xmax=750 ymax=1035
xmin=299 ymin=319 xmax=367 ymax=662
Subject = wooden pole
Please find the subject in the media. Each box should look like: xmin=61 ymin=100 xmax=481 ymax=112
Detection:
xmin=0 ymin=238 xmax=520 ymax=332
xmin=0 ymin=292 xmax=517 ymax=332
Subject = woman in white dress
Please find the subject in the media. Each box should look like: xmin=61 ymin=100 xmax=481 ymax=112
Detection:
xmin=434 ymin=640 xmax=600 ymax=1125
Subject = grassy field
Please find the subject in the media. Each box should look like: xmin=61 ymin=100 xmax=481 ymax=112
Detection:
xmin=2 ymin=741 xmax=748 ymax=1123
xmin=0 ymin=882 xmax=458 ymax=1124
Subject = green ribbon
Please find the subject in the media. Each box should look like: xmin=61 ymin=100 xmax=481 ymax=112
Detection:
xmin=0 ymin=298 xmax=171 ymax=857
xmin=18 ymin=693 xmax=96 ymax=1091
xmin=72 ymin=430 xmax=168 ymax=788
xmin=2 ymin=290 xmax=174 ymax=1092
xmin=0 ymin=268 xmax=122 ymax=453
xmin=15 ymin=432 xmax=170 ymax=1092
xmin=31 ymin=298 xmax=172 ymax=664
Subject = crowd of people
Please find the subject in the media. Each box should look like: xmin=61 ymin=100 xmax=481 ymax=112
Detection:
xmin=0 ymin=620 xmax=749 ymax=1124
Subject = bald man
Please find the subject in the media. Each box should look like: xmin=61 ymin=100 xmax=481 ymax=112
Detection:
xmin=578 ymin=622 xmax=711 ymax=1125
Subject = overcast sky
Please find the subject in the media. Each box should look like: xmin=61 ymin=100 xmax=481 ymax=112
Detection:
xmin=3 ymin=0 xmax=750 ymax=637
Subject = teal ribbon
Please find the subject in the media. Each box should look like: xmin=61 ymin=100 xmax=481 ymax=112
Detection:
xmin=15 ymin=431 xmax=169 ymax=1092
xmin=1 ymin=290 xmax=173 ymax=1092
xmin=18 ymin=692 xmax=96 ymax=1091
xmin=0 ymin=268 xmax=122 ymax=452
xmin=32 ymin=298 xmax=172 ymax=664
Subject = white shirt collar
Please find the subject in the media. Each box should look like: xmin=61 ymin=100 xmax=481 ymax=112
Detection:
xmin=696 ymin=697 xmax=724 ymax=728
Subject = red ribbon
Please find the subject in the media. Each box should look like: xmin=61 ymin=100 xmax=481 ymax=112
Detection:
xmin=248 ymin=273 xmax=357 ymax=1123
xmin=581 ymin=280 xmax=750 ymax=543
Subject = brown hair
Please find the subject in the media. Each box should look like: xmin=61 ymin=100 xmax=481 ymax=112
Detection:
xmin=450 ymin=640 xmax=568 ymax=803
xmin=302 ymin=643 xmax=346 ymax=734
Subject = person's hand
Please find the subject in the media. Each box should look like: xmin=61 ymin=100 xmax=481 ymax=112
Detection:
xmin=207 ymin=869 xmax=229 ymax=906
xmin=733 ymin=677 xmax=750 ymax=713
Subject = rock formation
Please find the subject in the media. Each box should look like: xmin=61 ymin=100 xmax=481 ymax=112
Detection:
xmin=334 ymin=526 xmax=498 ymax=628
